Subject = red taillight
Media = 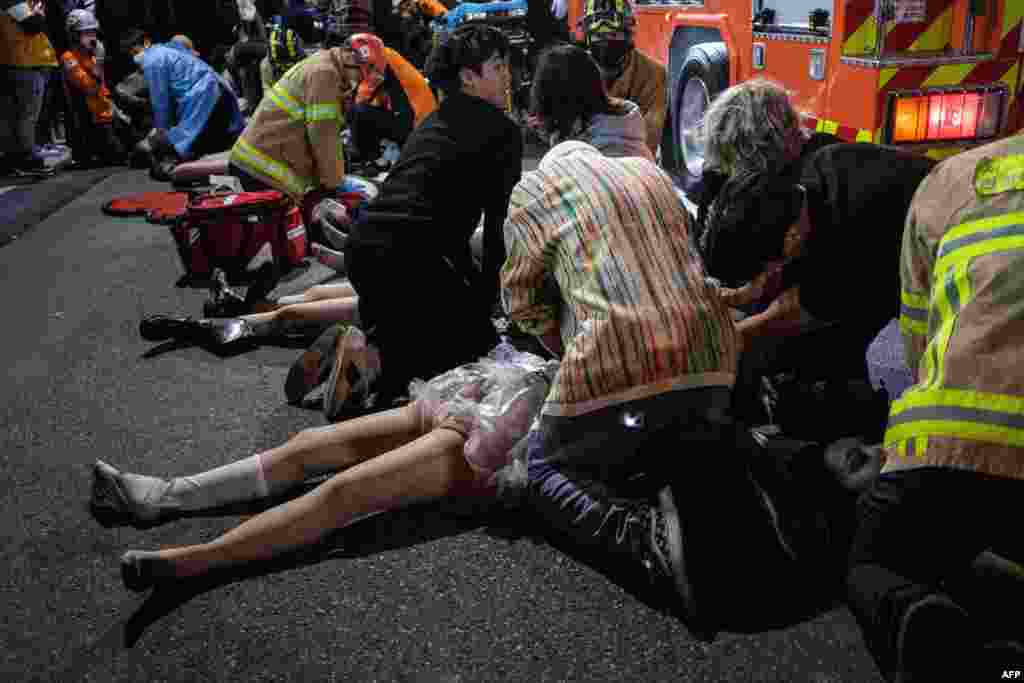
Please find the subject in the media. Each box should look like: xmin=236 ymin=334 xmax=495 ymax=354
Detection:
xmin=890 ymin=89 xmax=1004 ymax=143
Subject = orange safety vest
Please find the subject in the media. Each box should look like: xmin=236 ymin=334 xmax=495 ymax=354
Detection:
xmin=355 ymin=47 xmax=437 ymax=128
xmin=61 ymin=49 xmax=113 ymax=125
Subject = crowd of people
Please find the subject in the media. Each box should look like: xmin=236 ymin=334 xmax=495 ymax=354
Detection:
xmin=20 ymin=0 xmax=1013 ymax=680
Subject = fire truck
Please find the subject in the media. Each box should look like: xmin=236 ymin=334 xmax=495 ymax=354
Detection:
xmin=567 ymin=0 xmax=1023 ymax=186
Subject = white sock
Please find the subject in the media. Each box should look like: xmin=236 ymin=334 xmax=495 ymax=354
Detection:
xmin=276 ymin=294 xmax=307 ymax=306
xmin=162 ymin=454 xmax=281 ymax=511
xmin=118 ymin=454 xmax=286 ymax=513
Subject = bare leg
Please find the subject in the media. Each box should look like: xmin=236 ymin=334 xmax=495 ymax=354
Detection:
xmin=259 ymin=404 xmax=424 ymax=486
xmin=91 ymin=405 xmax=427 ymax=527
xmin=240 ymin=296 xmax=361 ymax=332
xmin=275 ymin=283 xmax=357 ymax=306
xmin=152 ymin=427 xmax=480 ymax=578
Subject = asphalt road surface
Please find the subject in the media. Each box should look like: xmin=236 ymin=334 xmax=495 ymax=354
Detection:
xmin=1 ymin=160 xmax=897 ymax=682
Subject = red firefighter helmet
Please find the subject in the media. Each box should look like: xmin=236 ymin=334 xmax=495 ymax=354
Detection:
xmin=344 ymin=33 xmax=388 ymax=86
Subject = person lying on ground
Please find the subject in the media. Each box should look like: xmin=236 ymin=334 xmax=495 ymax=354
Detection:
xmin=700 ymin=143 xmax=936 ymax=425
xmin=317 ymin=24 xmax=523 ymax=421
xmin=228 ymin=36 xmax=356 ymax=226
xmin=340 ymin=32 xmax=437 ymax=171
xmin=88 ymin=343 xmax=555 ymax=593
xmin=499 ymin=140 xmax=739 ymax=636
xmin=528 ymin=43 xmax=652 ymax=160
xmin=120 ymin=28 xmax=245 ymax=181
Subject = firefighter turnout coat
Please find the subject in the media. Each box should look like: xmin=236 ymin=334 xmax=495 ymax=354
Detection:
xmin=605 ymin=47 xmax=665 ymax=155
xmin=231 ymin=47 xmax=353 ymax=201
xmin=886 ymin=133 xmax=1024 ymax=481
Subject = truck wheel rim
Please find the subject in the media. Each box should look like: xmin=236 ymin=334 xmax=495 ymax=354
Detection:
xmin=679 ymin=77 xmax=710 ymax=177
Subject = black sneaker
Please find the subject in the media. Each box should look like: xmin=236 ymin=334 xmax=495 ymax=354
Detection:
xmin=896 ymin=593 xmax=972 ymax=682
xmin=648 ymin=486 xmax=714 ymax=640
xmin=11 ymin=156 xmax=55 ymax=178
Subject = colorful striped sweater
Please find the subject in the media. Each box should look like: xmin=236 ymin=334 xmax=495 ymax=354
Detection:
xmin=501 ymin=141 xmax=739 ymax=417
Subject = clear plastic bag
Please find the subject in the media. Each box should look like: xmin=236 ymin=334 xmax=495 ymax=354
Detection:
xmin=409 ymin=343 xmax=556 ymax=477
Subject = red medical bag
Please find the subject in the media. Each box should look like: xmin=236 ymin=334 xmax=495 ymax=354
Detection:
xmin=168 ymin=190 xmax=307 ymax=284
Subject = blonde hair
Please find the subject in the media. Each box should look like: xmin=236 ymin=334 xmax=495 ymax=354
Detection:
xmin=700 ymin=78 xmax=806 ymax=178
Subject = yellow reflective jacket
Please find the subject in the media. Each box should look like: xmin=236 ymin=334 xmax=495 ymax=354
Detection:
xmin=231 ymin=48 xmax=353 ymax=200
xmin=885 ymin=134 xmax=1024 ymax=481
xmin=0 ymin=9 xmax=57 ymax=68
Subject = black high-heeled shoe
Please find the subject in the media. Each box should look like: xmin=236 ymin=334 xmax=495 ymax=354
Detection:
xmin=139 ymin=314 xmax=207 ymax=342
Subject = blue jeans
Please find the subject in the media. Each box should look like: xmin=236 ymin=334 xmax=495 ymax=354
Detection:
xmin=0 ymin=67 xmax=48 ymax=161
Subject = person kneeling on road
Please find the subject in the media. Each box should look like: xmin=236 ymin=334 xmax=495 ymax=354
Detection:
xmin=321 ymin=24 xmax=522 ymax=421
xmin=229 ymin=37 xmax=356 ymax=229
xmin=61 ymin=10 xmax=127 ymax=167
xmin=341 ymin=32 xmax=437 ymax=172
xmin=121 ymin=29 xmax=245 ymax=182
xmin=499 ymin=140 xmax=740 ymax=638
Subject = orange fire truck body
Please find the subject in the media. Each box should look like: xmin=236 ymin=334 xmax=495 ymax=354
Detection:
xmin=569 ymin=0 xmax=1022 ymax=163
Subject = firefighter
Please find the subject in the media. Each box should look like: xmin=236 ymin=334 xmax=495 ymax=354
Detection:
xmin=120 ymin=28 xmax=245 ymax=181
xmin=259 ymin=25 xmax=306 ymax=92
xmin=341 ymin=32 xmax=437 ymax=170
xmin=229 ymin=38 xmax=355 ymax=224
xmin=580 ymin=0 xmax=664 ymax=154
xmin=60 ymin=9 xmax=126 ymax=166
xmin=701 ymin=143 xmax=936 ymax=430
xmin=843 ymin=134 xmax=1024 ymax=682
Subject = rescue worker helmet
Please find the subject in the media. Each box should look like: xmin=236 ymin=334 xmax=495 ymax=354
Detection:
xmin=66 ymin=9 xmax=100 ymax=34
xmin=581 ymin=0 xmax=635 ymax=73
xmin=344 ymin=33 xmax=388 ymax=85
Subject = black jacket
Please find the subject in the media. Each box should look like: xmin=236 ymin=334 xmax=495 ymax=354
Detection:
xmin=349 ymin=92 xmax=523 ymax=306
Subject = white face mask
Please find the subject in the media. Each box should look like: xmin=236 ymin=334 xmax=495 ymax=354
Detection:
xmin=133 ymin=51 xmax=145 ymax=66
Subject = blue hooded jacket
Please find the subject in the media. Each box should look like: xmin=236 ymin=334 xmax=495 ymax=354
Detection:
xmin=142 ymin=42 xmax=243 ymax=157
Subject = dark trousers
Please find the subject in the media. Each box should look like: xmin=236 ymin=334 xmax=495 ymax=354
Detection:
xmin=80 ymin=123 xmax=127 ymax=164
xmin=845 ymin=467 xmax=1024 ymax=679
xmin=733 ymin=315 xmax=890 ymax=426
xmin=347 ymin=102 xmax=411 ymax=161
xmin=189 ymin=84 xmax=240 ymax=160
xmin=346 ymin=242 xmax=498 ymax=405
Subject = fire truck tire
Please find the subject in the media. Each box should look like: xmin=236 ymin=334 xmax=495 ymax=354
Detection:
xmin=672 ymin=42 xmax=728 ymax=193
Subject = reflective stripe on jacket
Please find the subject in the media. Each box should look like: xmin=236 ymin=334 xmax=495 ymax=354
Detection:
xmin=61 ymin=49 xmax=112 ymax=124
xmin=884 ymin=135 xmax=1024 ymax=481
xmin=231 ymin=48 xmax=352 ymax=201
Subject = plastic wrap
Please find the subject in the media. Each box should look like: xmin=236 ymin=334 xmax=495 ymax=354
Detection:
xmin=409 ymin=343 xmax=556 ymax=477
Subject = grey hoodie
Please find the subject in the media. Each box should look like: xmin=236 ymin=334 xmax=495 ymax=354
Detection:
xmin=578 ymin=98 xmax=653 ymax=161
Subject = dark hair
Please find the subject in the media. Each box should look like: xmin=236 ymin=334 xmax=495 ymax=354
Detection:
xmin=119 ymin=28 xmax=148 ymax=56
xmin=530 ymin=44 xmax=612 ymax=140
xmin=424 ymin=24 xmax=509 ymax=95
xmin=701 ymin=163 xmax=804 ymax=285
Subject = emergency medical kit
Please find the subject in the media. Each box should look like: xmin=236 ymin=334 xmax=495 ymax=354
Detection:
xmin=168 ymin=190 xmax=307 ymax=284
